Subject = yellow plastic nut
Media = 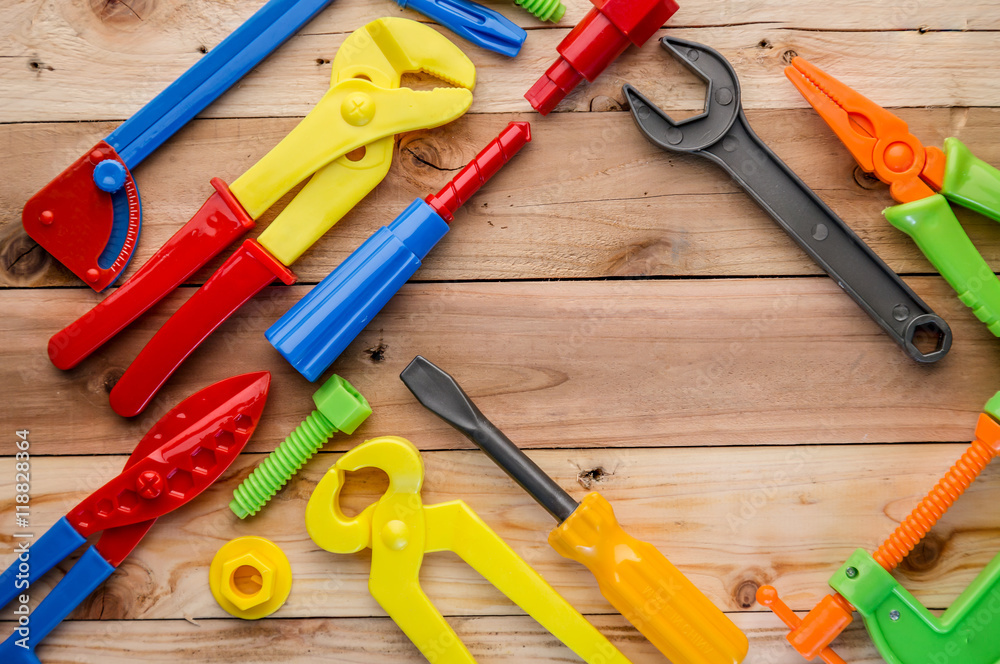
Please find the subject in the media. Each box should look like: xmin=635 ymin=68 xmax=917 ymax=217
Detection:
xmin=209 ymin=536 xmax=292 ymax=620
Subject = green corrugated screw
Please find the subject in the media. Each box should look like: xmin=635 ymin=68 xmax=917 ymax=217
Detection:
xmin=230 ymin=375 xmax=371 ymax=519
xmin=515 ymin=0 xmax=565 ymax=22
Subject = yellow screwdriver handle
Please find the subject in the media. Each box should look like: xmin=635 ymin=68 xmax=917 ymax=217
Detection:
xmin=548 ymin=493 xmax=749 ymax=664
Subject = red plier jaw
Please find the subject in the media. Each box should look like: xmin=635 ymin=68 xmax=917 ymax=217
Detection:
xmin=785 ymin=56 xmax=939 ymax=204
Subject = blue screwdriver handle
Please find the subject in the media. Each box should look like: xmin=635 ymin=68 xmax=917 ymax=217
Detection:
xmin=107 ymin=0 xmax=336 ymax=167
xmin=397 ymin=0 xmax=526 ymax=57
xmin=0 ymin=518 xmax=85 ymax=611
xmin=267 ymin=199 xmax=449 ymax=381
xmin=0 ymin=547 xmax=114 ymax=663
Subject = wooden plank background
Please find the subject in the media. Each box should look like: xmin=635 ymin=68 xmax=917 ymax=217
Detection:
xmin=2 ymin=0 xmax=1000 ymax=662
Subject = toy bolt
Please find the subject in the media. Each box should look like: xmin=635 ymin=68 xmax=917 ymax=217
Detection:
xmin=229 ymin=375 xmax=371 ymax=518
xmin=515 ymin=0 xmax=565 ymax=22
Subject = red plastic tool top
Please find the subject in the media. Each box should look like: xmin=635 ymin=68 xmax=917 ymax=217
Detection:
xmin=525 ymin=0 xmax=679 ymax=115
xmin=425 ymin=122 xmax=531 ymax=222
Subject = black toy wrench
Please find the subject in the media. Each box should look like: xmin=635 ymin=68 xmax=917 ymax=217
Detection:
xmin=623 ymin=37 xmax=951 ymax=363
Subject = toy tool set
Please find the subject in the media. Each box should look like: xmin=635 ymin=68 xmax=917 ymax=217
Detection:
xmin=266 ymin=120 xmax=531 ymax=381
xmin=49 ymin=17 xmax=476 ymax=417
xmin=9 ymin=0 xmax=1000 ymax=662
xmin=623 ymin=38 xmax=951 ymax=363
xmin=22 ymin=0 xmax=337 ymax=292
xmin=400 ymin=356 xmax=749 ymax=664
xmin=306 ymin=435 xmax=633 ymax=664
xmin=786 ymin=57 xmax=1000 ymax=337
xmin=0 ymin=373 xmax=271 ymax=663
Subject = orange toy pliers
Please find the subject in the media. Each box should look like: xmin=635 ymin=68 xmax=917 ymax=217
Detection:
xmin=786 ymin=57 xmax=1000 ymax=334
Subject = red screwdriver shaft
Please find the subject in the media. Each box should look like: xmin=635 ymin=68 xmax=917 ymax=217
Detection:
xmin=425 ymin=121 xmax=531 ymax=222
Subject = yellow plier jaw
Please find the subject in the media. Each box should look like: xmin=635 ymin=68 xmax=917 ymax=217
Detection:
xmin=230 ymin=79 xmax=472 ymax=219
xmin=331 ymin=17 xmax=477 ymax=92
xmin=306 ymin=437 xmax=633 ymax=664
xmin=250 ymin=17 xmax=478 ymax=267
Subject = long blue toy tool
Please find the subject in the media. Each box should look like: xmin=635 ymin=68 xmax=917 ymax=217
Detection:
xmin=396 ymin=0 xmax=526 ymax=57
xmin=21 ymin=0 xmax=335 ymax=292
xmin=267 ymin=121 xmax=530 ymax=381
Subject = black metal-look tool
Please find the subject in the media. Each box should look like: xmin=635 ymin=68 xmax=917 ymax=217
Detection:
xmin=400 ymin=356 xmax=750 ymax=664
xmin=623 ymin=37 xmax=951 ymax=364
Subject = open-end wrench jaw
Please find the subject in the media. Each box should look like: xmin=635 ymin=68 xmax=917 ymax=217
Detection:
xmin=621 ymin=35 xmax=952 ymax=364
xmin=624 ymin=37 xmax=740 ymax=153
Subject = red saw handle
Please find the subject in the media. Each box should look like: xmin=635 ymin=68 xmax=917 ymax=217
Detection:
xmin=47 ymin=178 xmax=255 ymax=370
xmin=109 ymin=239 xmax=295 ymax=417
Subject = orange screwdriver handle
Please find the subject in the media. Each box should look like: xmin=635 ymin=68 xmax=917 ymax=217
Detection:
xmin=548 ymin=492 xmax=749 ymax=664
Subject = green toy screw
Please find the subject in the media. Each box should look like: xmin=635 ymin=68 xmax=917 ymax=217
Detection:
xmin=515 ymin=0 xmax=565 ymax=22
xmin=230 ymin=375 xmax=371 ymax=519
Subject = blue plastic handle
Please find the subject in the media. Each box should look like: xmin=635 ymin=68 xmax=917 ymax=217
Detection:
xmin=398 ymin=0 xmax=526 ymax=57
xmin=107 ymin=0 xmax=336 ymax=167
xmin=267 ymin=199 xmax=449 ymax=381
xmin=0 ymin=518 xmax=85 ymax=611
xmin=0 ymin=547 xmax=114 ymax=662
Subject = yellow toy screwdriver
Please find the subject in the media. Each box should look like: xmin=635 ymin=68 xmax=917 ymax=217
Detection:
xmin=400 ymin=356 xmax=749 ymax=664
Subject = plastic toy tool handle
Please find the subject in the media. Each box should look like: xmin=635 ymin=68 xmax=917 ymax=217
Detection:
xmin=550 ymin=493 xmax=749 ymax=664
xmin=106 ymin=0 xmax=335 ymax=167
xmin=397 ymin=0 xmax=526 ymax=57
xmin=941 ymin=138 xmax=1000 ymax=224
xmin=703 ymin=111 xmax=951 ymax=363
xmin=885 ymin=194 xmax=1000 ymax=337
xmin=0 ymin=547 xmax=114 ymax=660
xmin=399 ymin=356 xmax=748 ymax=664
xmin=268 ymin=200 xmax=450 ymax=381
xmin=0 ymin=517 xmax=85 ymax=611
xmin=268 ymin=122 xmax=531 ymax=382
xmin=399 ymin=355 xmax=579 ymax=522
xmin=109 ymin=239 xmax=294 ymax=417
xmin=47 ymin=179 xmax=255 ymax=371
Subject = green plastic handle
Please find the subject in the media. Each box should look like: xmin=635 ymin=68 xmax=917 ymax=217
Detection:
xmin=885 ymin=194 xmax=1000 ymax=336
xmin=942 ymin=138 xmax=1000 ymax=223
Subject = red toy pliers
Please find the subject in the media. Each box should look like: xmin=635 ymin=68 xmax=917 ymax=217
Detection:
xmin=0 ymin=372 xmax=271 ymax=663
xmin=786 ymin=57 xmax=1000 ymax=335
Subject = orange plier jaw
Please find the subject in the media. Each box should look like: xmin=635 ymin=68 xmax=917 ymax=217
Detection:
xmin=785 ymin=56 xmax=944 ymax=204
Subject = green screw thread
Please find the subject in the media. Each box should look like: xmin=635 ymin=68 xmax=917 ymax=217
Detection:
xmin=229 ymin=374 xmax=372 ymax=519
xmin=230 ymin=410 xmax=337 ymax=518
xmin=515 ymin=0 xmax=566 ymax=22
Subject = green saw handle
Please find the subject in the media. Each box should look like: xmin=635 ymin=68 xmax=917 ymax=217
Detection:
xmin=941 ymin=138 xmax=1000 ymax=224
xmin=885 ymin=194 xmax=1000 ymax=336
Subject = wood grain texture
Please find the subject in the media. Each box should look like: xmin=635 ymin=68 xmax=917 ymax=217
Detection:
xmin=1 ymin=445 xmax=997 ymax=622
xmin=3 ymin=0 xmax=1000 ymax=662
xmin=3 ymin=21 xmax=1000 ymax=121
xmin=13 ymin=615 xmax=884 ymax=664
xmin=5 ymin=109 xmax=1000 ymax=288
xmin=4 ymin=279 xmax=1000 ymax=457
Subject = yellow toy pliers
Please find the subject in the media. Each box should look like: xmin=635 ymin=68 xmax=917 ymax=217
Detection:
xmin=306 ymin=436 xmax=632 ymax=664
xmin=47 ymin=17 xmax=474 ymax=416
